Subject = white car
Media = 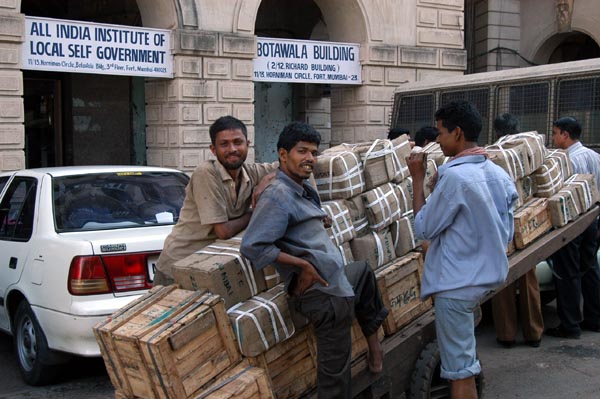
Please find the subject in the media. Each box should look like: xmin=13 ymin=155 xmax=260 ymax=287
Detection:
xmin=0 ymin=166 xmax=189 ymax=385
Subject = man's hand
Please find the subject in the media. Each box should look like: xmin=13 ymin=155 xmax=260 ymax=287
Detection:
xmin=252 ymin=171 xmax=276 ymax=208
xmin=406 ymin=152 xmax=427 ymax=182
xmin=295 ymin=261 xmax=329 ymax=295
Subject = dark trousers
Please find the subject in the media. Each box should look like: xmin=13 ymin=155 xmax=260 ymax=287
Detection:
xmin=491 ymin=268 xmax=544 ymax=341
xmin=551 ymin=220 xmax=600 ymax=333
xmin=294 ymin=261 xmax=388 ymax=399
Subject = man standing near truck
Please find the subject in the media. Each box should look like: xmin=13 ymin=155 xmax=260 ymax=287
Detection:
xmin=153 ymin=115 xmax=276 ymax=286
xmin=241 ymin=122 xmax=388 ymax=399
xmin=545 ymin=116 xmax=600 ymax=338
xmin=407 ymin=101 xmax=518 ymax=399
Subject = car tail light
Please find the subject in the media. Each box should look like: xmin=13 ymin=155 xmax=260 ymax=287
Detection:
xmin=68 ymin=253 xmax=156 ymax=295
xmin=68 ymin=256 xmax=111 ymax=295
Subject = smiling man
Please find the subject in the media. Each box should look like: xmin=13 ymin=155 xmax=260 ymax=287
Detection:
xmin=240 ymin=122 xmax=388 ymax=399
xmin=153 ymin=116 xmax=276 ymax=286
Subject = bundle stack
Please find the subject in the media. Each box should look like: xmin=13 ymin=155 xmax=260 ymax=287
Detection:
xmin=487 ymin=131 xmax=600 ymax=251
xmin=487 ymin=132 xmax=552 ymax=247
xmin=316 ymin=135 xmax=433 ymax=337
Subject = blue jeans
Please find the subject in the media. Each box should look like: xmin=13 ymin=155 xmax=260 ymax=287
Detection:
xmin=434 ymin=296 xmax=481 ymax=380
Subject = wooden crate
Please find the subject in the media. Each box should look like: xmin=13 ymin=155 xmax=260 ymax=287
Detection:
xmin=110 ymin=288 xmax=211 ymax=399
xmin=139 ymin=292 xmax=242 ymax=399
xmin=248 ymin=329 xmax=317 ymax=399
xmin=93 ymin=285 xmax=178 ymax=397
xmin=513 ymin=198 xmax=552 ymax=249
xmin=375 ymin=252 xmax=432 ymax=336
xmin=193 ymin=363 xmax=275 ymax=399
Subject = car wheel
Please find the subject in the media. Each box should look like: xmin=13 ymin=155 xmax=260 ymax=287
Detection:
xmin=13 ymin=301 xmax=64 ymax=385
xmin=410 ymin=340 xmax=485 ymax=399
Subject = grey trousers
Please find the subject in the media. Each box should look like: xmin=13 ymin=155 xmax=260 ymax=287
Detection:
xmin=294 ymin=261 xmax=389 ymax=399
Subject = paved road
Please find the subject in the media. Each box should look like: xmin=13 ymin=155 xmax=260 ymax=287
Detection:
xmin=1 ymin=301 xmax=599 ymax=398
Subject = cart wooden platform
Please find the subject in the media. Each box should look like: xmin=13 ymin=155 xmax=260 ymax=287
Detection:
xmin=313 ymin=206 xmax=600 ymax=399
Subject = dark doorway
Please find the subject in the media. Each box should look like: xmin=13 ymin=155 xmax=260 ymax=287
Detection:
xmin=21 ymin=0 xmax=145 ymax=167
xmin=548 ymin=33 xmax=600 ymax=63
xmin=23 ymin=76 xmax=62 ymax=168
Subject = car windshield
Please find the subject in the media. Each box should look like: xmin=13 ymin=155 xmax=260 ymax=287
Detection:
xmin=52 ymin=171 xmax=189 ymax=232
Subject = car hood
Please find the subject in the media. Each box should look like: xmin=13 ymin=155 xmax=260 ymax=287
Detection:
xmin=58 ymin=225 xmax=174 ymax=254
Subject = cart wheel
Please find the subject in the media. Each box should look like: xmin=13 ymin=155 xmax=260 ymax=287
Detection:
xmin=409 ymin=340 xmax=485 ymax=399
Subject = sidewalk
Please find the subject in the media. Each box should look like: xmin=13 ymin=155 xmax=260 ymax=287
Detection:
xmin=477 ymin=301 xmax=600 ymax=399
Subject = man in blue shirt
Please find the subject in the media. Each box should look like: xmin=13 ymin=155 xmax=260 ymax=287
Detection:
xmin=407 ymin=101 xmax=518 ymax=399
xmin=241 ymin=122 xmax=388 ymax=399
xmin=545 ymin=116 xmax=600 ymax=339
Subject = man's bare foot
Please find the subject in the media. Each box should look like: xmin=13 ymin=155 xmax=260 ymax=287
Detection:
xmin=366 ymin=333 xmax=383 ymax=373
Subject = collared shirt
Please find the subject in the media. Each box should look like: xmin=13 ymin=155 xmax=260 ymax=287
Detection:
xmin=240 ymin=170 xmax=354 ymax=298
xmin=567 ymin=141 xmax=600 ymax=186
xmin=415 ymin=155 xmax=518 ymax=301
xmin=157 ymin=160 xmax=277 ymax=277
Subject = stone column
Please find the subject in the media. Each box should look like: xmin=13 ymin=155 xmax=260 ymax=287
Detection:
xmin=0 ymin=2 xmax=25 ymax=171
xmin=472 ymin=0 xmax=521 ymax=72
xmin=145 ymin=30 xmax=256 ymax=171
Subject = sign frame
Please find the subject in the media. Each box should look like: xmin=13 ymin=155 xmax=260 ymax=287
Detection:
xmin=253 ymin=37 xmax=361 ymax=85
xmin=22 ymin=16 xmax=173 ymax=78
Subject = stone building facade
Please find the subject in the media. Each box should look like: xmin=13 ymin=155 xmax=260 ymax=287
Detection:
xmin=0 ymin=0 xmax=467 ymax=172
xmin=468 ymin=0 xmax=600 ymax=73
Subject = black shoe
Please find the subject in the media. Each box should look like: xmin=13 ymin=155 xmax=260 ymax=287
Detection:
xmin=544 ymin=325 xmax=581 ymax=339
xmin=526 ymin=339 xmax=542 ymax=348
xmin=580 ymin=320 xmax=600 ymax=332
xmin=496 ymin=338 xmax=516 ymax=348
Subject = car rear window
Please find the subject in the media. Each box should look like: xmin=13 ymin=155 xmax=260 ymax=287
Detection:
xmin=53 ymin=171 xmax=189 ymax=232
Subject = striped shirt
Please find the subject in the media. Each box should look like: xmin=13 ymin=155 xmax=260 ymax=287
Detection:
xmin=567 ymin=141 xmax=600 ymax=186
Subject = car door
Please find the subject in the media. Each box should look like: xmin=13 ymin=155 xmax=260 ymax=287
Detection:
xmin=0 ymin=176 xmax=37 ymax=331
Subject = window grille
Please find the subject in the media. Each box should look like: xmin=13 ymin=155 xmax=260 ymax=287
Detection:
xmin=557 ymin=77 xmax=600 ymax=146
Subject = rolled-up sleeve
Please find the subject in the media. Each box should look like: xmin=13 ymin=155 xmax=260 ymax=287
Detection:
xmin=240 ymin=190 xmax=288 ymax=269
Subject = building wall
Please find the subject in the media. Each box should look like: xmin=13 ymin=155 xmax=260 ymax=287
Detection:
xmin=0 ymin=0 xmax=25 ymax=170
xmin=472 ymin=0 xmax=600 ymax=73
xmin=0 ymin=0 xmax=468 ymax=172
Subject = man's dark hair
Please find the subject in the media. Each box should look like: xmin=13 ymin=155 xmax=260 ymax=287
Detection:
xmin=494 ymin=113 xmax=519 ymax=137
xmin=388 ymin=127 xmax=410 ymax=141
xmin=209 ymin=116 xmax=248 ymax=145
xmin=553 ymin=116 xmax=582 ymax=140
xmin=277 ymin=122 xmax=321 ymax=152
xmin=414 ymin=126 xmax=439 ymax=147
xmin=434 ymin=101 xmax=483 ymax=142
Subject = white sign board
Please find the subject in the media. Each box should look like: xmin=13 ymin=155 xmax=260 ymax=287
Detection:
xmin=253 ymin=37 xmax=361 ymax=85
xmin=22 ymin=16 xmax=173 ymax=78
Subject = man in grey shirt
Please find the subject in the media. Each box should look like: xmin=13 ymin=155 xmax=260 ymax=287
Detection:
xmin=240 ymin=122 xmax=388 ymax=399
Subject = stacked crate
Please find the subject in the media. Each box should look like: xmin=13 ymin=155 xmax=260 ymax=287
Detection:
xmin=96 ymin=132 xmax=600 ymax=399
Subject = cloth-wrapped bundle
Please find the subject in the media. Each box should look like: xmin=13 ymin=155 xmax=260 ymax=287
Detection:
xmin=349 ymin=228 xmax=397 ymax=270
xmin=496 ymin=131 xmax=547 ymax=172
xmin=362 ymin=183 xmax=404 ymax=231
xmin=533 ymin=156 xmax=564 ymax=198
xmin=313 ymin=150 xmax=365 ymax=200
xmin=487 ymin=142 xmax=531 ymax=181
xmin=227 ymin=284 xmax=295 ymax=357
xmin=322 ymin=200 xmax=356 ymax=246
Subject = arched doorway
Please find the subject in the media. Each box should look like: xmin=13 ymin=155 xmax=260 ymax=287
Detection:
xmin=548 ymin=32 xmax=600 ymax=63
xmin=253 ymin=0 xmax=328 ymax=162
xmin=21 ymin=0 xmax=146 ymax=167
